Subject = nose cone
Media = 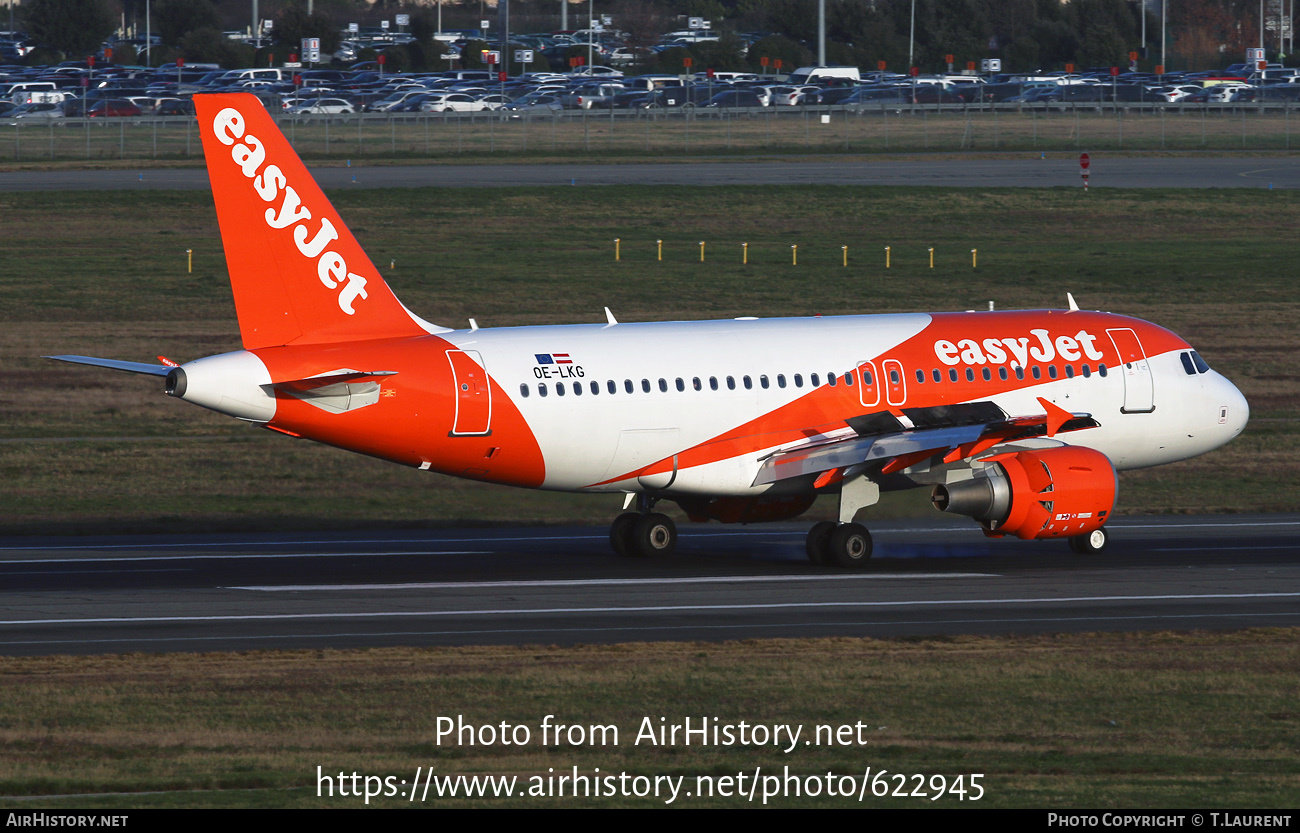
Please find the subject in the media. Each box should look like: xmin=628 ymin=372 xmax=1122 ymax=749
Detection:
xmin=1218 ymin=372 xmax=1250 ymax=441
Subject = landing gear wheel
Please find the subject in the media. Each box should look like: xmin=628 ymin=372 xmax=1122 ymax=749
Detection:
xmin=828 ymin=522 xmax=873 ymax=569
xmin=806 ymin=521 xmax=836 ymax=565
xmin=1069 ymin=527 xmax=1109 ymax=554
xmin=630 ymin=512 xmax=677 ymax=558
xmin=609 ymin=512 xmax=639 ymax=556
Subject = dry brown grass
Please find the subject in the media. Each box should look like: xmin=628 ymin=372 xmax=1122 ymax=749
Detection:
xmin=0 ymin=632 xmax=1296 ymax=806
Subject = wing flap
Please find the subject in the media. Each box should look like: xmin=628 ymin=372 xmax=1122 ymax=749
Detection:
xmin=753 ymin=400 xmax=1099 ymax=487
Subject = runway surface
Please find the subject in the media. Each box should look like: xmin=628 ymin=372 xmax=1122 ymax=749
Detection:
xmin=0 ymin=513 xmax=1296 ymax=656
xmin=4 ymin=156 xmax=1300 ymax=191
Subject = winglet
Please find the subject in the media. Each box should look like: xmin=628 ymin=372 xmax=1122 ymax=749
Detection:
xmin=1037 ymin=396 xmax=1074 ymax=437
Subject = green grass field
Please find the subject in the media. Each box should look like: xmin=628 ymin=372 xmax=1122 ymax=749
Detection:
xmin=1 ymin=184 xmax=1295 ymax=533
xmin=1 ymin=181 xmax=1297 ymax=809
xmin=0 ymin=632 xmax=1296 ymax=808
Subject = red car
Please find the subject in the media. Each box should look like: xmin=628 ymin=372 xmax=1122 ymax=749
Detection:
xmin=86 ymin=100 xmax=142 ymax=117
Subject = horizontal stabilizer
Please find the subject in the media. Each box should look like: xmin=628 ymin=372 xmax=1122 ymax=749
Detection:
xmin=271 ymin=369 xmax=397 ymax=394
xmin=45 ymin=355 xmax=172 ymax=377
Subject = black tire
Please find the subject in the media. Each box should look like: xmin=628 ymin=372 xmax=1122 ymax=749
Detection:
xmin=630 ymin=512 xmax=677 ymax=558
xmin=806 ymin=521 xmax=836 ymax=566
xmin=1069 ymin=527 xmax=1109 ymax=554
xmin=609 ymin=512 xmax=639 ymax=556
xmin=828 ymin=523 xmax=873 ymax=568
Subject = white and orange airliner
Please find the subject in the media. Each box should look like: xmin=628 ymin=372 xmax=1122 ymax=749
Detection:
xmin=50 ymin=93 xmax=1249 ymax=566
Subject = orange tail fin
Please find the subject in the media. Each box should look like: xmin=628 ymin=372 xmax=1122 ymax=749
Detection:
xmin=194 ymin=93 xmax=437 ymax=349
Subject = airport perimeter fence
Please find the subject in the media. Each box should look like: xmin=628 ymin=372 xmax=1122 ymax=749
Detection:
xmin=7 ymin=102 xmax=1300 ymax=163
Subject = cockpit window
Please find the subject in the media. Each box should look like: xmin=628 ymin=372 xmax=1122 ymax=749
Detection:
xmin=1191 ymin=351 xmax=1210 ymax=374
xmin=1180 ymin=352 xmax=1197 ymax=375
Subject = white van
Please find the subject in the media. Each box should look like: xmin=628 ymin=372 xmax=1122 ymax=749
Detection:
xmin=11 ymin=89 xmax=66 ymax=106
xmin=787 ymin=66 xmax=861 ymax=85
xmin=1 ymin=81 xmax=57 ymax=101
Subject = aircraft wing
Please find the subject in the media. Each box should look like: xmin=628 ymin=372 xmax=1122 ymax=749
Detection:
xmin=752 ymin=397 xmax=1099 ymax=487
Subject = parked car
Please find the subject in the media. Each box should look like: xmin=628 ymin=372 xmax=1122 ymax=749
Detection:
xmin=701 ymin=89 xmax=767 ymax=108
xmin=417 ymin=93 xmax=490 ymax=113
xmin=502 ymin=92 xmax=564 ymax=114
xmin=8 ymin=101 xmax=63 ymax=119
xmin=155 ymin=98 xmax=195 ymax=116
xmin=285 ymin=97 xmax=355 ymax=114
xmin=86 ymin=99 xmax=143 ymax=117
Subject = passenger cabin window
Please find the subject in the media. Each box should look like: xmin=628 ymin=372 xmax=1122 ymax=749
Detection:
xmin=625 ymin=379 xmax=634 ymax=393
xmin=932 ymin=369 xmax=941 ymax=383
xmin=538 ymin=383 xmax=548 ymax=397
xmin=744 ymin=376 xmax=754 ymax=389
xmin=777 ymin=375 xmax=787 ymax=388
xmin=641 ymin=379 xmax=651 ymax=393
xmin=608 ymin=380 xmax=618 ymax=394
xmin=999 ymin=367 xmax=1008 ymax=381
xmin=727 ymin=376 xmax=737 ymax=390
xmin=982 ymin=367 xmax=991 ymax=381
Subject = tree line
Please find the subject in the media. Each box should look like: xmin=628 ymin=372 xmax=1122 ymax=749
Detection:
xmin=16 ymin=0 xmax=1290 ymax=73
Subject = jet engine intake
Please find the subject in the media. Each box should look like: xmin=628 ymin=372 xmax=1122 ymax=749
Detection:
xmin=931 ymin=446 xmax=1117 ymax=540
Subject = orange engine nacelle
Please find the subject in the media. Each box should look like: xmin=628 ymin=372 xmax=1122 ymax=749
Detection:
xmin=931 ymin=446 xmax=1117 ymax=540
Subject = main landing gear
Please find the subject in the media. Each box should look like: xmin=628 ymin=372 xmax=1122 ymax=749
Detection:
xmin=610 ymin=496 xmax=678 ymax=558
xmin=805 ymin=520 xmax=873 ymax=568
xmin=803 ymin=474 xmax=879 ymax=569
